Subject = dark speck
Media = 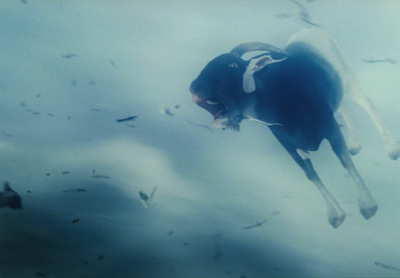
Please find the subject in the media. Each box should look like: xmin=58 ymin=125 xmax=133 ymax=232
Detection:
xmin=275 ymin=13 xmax=291 ymax=19
xmin=160 ymin=108 xmax=175 ymax=116
xmin=116 ymin=115 xmax=138 ymax=123
xmin=26 ymin=109 xmax=40 ymax=115
xmin=62 ymin=53 xmax=77 ymax=59
xmin=98 ymin=255 xmax=104 ymax=260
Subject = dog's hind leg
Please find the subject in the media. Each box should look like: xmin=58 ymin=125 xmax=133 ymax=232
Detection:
xmin=345 ymin=73 xmax=400 ymax=160
xmin=336 ymin=103 xmax=362 ymax=156
xmin=326 ymin=119 xmax=378 ymax=220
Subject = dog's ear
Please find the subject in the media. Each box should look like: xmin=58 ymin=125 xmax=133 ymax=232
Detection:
xmin=243 ymin=54 xmax=287 ymax=93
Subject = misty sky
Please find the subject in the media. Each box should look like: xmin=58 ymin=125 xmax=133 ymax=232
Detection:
xmin=1 ymin=1 xmax=400 ymax=277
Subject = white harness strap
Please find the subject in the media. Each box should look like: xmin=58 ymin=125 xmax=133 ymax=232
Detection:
xmin=243 ymin=54 xmax=287 ymax=93
xmin=244 ymin=115 xmax=282 ymax=126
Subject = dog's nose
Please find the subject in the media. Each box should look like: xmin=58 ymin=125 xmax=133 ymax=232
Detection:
xmin=190 ymin=80 xmax=202 ymax=94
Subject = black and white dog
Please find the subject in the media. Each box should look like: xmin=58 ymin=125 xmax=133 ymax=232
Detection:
xmin=190 ymin=29 xmax=399 ymax=228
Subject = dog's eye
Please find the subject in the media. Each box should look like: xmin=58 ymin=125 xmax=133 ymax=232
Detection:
xmin=228 ymin=63 xmax=238 ymax=68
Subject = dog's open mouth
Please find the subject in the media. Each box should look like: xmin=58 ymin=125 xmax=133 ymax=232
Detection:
xmin=192 ymin=94 xmax=227 ymax=119
xmin=192 ymin=94 xmax=243 ymax=131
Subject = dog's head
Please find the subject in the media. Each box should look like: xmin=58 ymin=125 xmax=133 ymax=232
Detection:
xmin=190 ymin=43 xmax=286 ymax=130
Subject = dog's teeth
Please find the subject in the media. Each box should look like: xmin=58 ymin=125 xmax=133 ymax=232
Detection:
xmin=206 ymin=100 xmax=219 ymax=105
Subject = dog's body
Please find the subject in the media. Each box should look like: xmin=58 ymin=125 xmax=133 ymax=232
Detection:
xmin=190 ymin=29 xmax=399 ymax=228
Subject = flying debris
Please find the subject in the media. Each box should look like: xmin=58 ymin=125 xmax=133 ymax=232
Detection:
xmin=116 ymin=115 xmax=138 ymax=128
xmin=274 ymin=13 xmax=292 ymax=19
xmin=26 ymin=109 xmax=40 ymax=115
xmin=188 ymin=121 xmax=213 ymax=132
xmin=0 ymin=182 xmax=22 ymax=209
xmin=20 ymin=101 xmax=42 ymax=115
xmin=91 ymin=174 xmax=111 ymax=179
xmin=109 ymin=60 xmax=116 ymax=67
xmin=72 ymin=218 xmax=80 ymax=224
xmin=63 ymin=188 xmax=87 ymax=194
xmin=290 ymin=0 xmax=321 ymax=27
xmin=242 ymin=220 xmax=267 ymax=230
xmin=374 ymin=262 xmax=400 ymax=272
xmin=62 ymin=171 xmax=70 ymax=175
xmin=34 ymin=272 xmax=46 ymax=277
xmin=139 ymin=185 xmax=157 ymax=208
xmin=98 ymin=255 xmax=104 ymax=260
xmin=362 ymin=58 xmax=397 ymax=64
xmin=62 ymin=53 xmax=77 ymax=59
xmin=159 ymin=108 xmax=175 ymax=116
xmin=116 ymin=115 xmax=138 ymax=123
xmin=91 ymin=169 xmax=111 ymax=179
xmin=87 ymin=80 xmax=96 ymax=86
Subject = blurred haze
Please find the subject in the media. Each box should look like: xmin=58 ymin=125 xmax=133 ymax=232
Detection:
xmin=1 ymin=0 xmax=400 ymax=277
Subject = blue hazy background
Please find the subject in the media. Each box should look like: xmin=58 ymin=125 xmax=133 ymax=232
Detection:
xmin=1 ymin=0 xmax=400 ymax=277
